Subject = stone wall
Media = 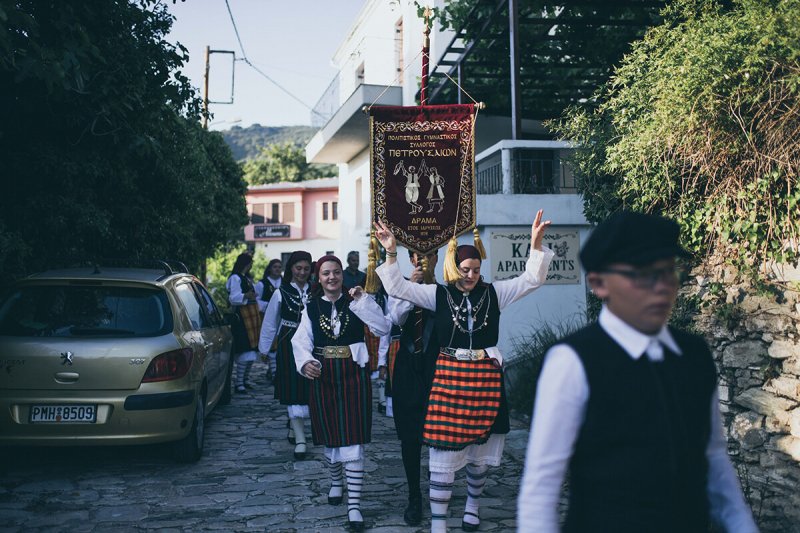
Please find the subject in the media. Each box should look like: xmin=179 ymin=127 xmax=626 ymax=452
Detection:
xmin=687 ymin=259 xmax=800 ymax=532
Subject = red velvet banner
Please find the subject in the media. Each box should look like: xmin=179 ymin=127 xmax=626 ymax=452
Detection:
xmin=370 ymin=104 xmax=476 ymax=255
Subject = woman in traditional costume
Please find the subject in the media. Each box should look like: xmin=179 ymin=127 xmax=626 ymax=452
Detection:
xmin=226 ymin=252 xmax=261 ymax=393
xmin=256 ymin=258 xmax=283 ymax=381
xmin=291 ymin=255 xmax=392 ymax=531
xmin=258 ymin=251 xmax=312 ymax=460
xmin=374 ymin=210 xmax=553 ymax=533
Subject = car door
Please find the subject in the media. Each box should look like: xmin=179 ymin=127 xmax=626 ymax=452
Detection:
xmin=172 ymin=283 xmax=212 ymax=391
xmin=191 ymin=282 xmax=232 ymax=400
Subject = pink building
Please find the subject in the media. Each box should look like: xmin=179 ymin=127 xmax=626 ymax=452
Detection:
xmin=244 ymin=177 xmax=340 ymax=264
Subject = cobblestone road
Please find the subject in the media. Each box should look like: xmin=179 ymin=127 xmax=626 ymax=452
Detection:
xmin=0 ymin=361 xmax=531 ymax=532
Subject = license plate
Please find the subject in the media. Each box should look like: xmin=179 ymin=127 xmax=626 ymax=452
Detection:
xmin=30 ymin=404 xmax=97 ymax=423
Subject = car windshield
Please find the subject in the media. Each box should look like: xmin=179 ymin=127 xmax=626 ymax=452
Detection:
xmin=0 ymin=285 xmax=173 ymax=338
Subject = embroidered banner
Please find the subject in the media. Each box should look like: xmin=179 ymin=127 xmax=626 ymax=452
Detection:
xmin=370 ymin=104 xmax=476 ymax=255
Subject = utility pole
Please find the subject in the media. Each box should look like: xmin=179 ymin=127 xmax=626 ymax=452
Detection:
xmin=202 ymin=45 xmax=211 ymax=130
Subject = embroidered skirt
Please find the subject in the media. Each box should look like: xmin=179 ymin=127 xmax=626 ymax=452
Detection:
xmin=309 ymin=356 xmax=372 ymax=447
xmin=274 ymin=326 xmax=311 ymax=406
xmin=422 ymin=355 xmax=503 ymax=451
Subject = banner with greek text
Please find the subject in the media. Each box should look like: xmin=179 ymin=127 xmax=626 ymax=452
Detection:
xmin=491 ymin=228 xmax=582 ymax=284
xmin=370 ymin=104 xmax=476 ymax=255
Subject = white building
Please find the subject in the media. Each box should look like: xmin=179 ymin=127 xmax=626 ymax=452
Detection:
xmin=306 ymin=0 xmax=590 ymax=357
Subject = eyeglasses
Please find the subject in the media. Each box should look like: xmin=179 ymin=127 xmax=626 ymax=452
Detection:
xmin=601 ymin=266 xmax=682 ymax=289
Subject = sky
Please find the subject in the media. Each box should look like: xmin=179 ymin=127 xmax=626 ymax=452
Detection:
xmin=166 ymin=0 xmax=366 ymax=130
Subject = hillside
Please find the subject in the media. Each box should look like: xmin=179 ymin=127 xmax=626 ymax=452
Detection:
xmin=221 ymin=124 xmax=319 ymax=161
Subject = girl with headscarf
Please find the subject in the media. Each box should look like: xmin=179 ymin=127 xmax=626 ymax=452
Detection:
xmin=226 ymin=252 xmax=260 ymax=393
xmin=373 ymin=210 xmax=554 ymax=533
xmin=291 ymin=255 xmax=392 ymax=532
xmin=258 ymin=251 xmax=313 ymax=460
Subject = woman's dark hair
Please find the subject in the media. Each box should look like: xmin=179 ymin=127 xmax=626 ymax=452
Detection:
xmin=262 ymin=259 xmax=282 ymax=283
xmin=230 ymin=252 xmax=253 ymax=277
xmin=282 ymin=251 xmax=313 ymax=284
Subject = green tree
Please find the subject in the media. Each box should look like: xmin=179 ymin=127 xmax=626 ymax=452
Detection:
xmin=242 ymin=142 xmax=335 ymax=185
xmin=551 ymin=0 xmax=800 ymax=274
xmin=0 ymin=0 xmax=247 ymax=285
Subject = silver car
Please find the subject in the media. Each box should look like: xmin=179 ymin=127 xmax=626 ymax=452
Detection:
xmin=0 ymin=264 xmax=233 ymax=462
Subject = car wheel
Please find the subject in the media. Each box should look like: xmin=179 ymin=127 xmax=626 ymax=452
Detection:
xmin=219 ymin=355 xmax=234 ymax=406
xmin=172 ymin=392 xmax=205 ymax=463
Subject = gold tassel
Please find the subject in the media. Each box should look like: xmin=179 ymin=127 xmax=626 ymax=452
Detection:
xmin=443 ymin=236 xmax=461 ymax=284
xmin=364 ymin=234 xmax=381 ymax=293
xmin=473 ymin=227 xmax=487 ymax=259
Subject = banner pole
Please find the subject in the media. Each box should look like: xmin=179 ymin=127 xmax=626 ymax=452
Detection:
xmin=420 ymin=8 xmax=432 ymax=106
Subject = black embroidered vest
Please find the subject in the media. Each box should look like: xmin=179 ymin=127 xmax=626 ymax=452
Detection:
xmin=279 ymin=284 xmax=305 ymax=324
xmin=306 ymin=295 xmax=365 ymax=348
xmin=434 ymin=283 xmax=500 ymax=349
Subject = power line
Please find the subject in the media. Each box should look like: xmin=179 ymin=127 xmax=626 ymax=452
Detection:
xmin=223 ymin=0 xmax=326 ymax=119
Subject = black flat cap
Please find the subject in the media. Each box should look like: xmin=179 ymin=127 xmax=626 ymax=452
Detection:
xmin=579 ymin=211 xmax=691 ymax=272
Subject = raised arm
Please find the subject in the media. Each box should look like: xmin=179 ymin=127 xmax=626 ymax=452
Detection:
xmin=373 ymin=219 xmax=437 ymax=310
xmin=349 ymin=287 xmax=392 ymax=337
xmin=494 ymin=209 xmax=554 ymax=309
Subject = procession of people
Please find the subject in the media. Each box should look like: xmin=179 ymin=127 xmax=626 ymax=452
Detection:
xmin=225 ymin=208 xmax=756 ymax=533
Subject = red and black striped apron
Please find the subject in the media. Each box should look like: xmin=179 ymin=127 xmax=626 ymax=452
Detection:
xmin=421 ymin=355 xmax=503 ymax=450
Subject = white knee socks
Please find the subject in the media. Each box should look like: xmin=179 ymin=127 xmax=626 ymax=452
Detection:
xmin=464 ymin=463 xmax=488 ymax=526
xmin=345 ymin=459 xmax=365 ymax=523
xmin=430 ymin=471 xmax=455 ymax=533
xmin=329 ymin=460 xmax=344 ymax=500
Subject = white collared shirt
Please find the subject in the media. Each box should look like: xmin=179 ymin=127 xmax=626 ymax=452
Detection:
xmin=516 ymin=306 xmax=758 ymax=532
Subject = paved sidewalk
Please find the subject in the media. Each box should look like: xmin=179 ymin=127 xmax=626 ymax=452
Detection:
xmin=0 ymin=360 xmax=531 ymax=532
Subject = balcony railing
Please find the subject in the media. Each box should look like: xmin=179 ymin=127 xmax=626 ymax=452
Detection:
xmin=475 ymin=140 xmax=576 ymax=195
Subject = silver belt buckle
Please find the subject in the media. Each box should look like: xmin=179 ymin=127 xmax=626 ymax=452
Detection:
xmin=280 ymin=319 xmax=299 ymax=329
xmin=453 ymin=348 xmax=473 ymax=360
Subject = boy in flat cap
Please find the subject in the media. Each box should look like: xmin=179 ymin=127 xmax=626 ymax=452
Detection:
xmin=517 ymin=211 xmax=758 ymax=533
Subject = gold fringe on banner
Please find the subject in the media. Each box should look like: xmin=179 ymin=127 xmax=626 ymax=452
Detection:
xmin=443 ymin=236 xmax=461 ymax=284
xmin=364 ymin=233 xmax=382 ymax=294
xmin=473 ymin=227 xmax=487 ymax=259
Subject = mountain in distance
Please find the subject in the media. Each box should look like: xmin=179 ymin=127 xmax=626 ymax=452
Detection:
xmin=221 ymin=124 xmax=319 ymax=161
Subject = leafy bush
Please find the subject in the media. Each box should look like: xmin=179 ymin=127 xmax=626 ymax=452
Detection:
xmin=505 ymin=318 xmax=588 ymax=417
xmin=551 ymin=0 xmax=800 ymax=276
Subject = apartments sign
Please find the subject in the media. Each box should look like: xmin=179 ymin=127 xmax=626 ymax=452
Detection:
xmin=491 ymin=228 xmax=581 ymax=284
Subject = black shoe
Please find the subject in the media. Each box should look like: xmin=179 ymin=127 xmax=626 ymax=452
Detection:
xmin=328 ymin=495 xmax=343 ymax=505
xmin=462 ymin=511 xmax=480 ymax=532
xmin=235 ymin=386 xmax=247 ymax=394
xmin=377 ymin=403 xmax=386 ymax=414
xmin=403 ymin=498 xmax=422 ymax=526
xmin=244 ymin=383 xmax=255 ymax=390
xmin=347 ymin=519 xmax=364 ymax=532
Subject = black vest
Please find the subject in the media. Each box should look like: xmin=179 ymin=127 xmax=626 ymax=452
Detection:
xmin=434 ymin=283 xmax=500 ymax=349
xmin=560 ymin=324 xmax=716 ymax=533
xmin=261 ymin=280 xmax=278 ymax=302
xmin=306 ymin=295 xmax=365 ymax=348
xmin=278 ymin=284 xmax=305 ymax=323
